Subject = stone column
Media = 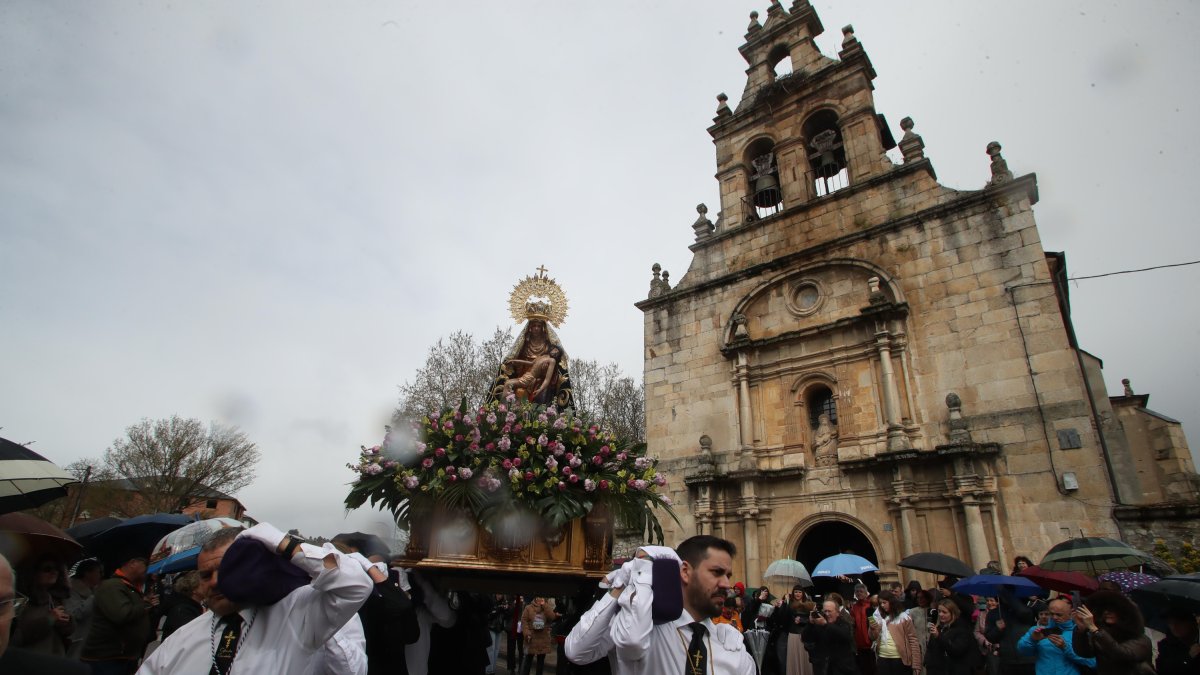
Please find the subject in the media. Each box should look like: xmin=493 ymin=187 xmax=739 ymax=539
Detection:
xmin=875 ymin=331 xmax=911 ymax=451
xmin=736 ymin=352 xmax=753 ymax=448
xmin=739 ymin=482 xmax=761 ymax=587
xmin=960 ymin=494 xmax=991 ymax=571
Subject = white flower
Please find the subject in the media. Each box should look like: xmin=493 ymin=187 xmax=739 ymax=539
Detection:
xmin=584 ymin=479 xmax=597 ymax=492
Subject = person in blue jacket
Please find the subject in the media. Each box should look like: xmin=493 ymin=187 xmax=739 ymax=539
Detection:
xmin=1016 ymin=597 xmax=1095 ymax=675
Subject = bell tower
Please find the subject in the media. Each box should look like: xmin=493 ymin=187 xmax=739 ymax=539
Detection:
xmin=711 ymin=0 xmax=896 ymax=225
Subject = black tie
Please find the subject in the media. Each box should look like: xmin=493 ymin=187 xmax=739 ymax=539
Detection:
xmin=686 ymin=622 xmax=708 ymax=675
xmin=211 ymin=613 xmax=243 ymax=675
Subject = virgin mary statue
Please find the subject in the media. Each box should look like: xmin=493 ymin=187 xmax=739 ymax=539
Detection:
xmin=487 ymin=268 xmax=575 ymax=409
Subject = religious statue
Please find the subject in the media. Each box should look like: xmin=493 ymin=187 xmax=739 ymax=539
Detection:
xmin=488 ymin=267 xmax=575 ymax=408
xmin=812 ymin=413 xmax=839 ymax=467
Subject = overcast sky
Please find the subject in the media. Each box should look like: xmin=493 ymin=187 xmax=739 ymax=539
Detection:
xmin=3 ymin=1 xmax=1197 ymax=541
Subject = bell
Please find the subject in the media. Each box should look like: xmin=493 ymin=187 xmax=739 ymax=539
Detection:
xmin=816 ymin=151 xmax=841 ymax=178
xmin=753 ymin=172 xmax=782 ymax=208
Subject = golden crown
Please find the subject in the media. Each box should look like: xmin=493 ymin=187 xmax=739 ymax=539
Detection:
xmin=508 ymin=266 xmax=569 ymax=327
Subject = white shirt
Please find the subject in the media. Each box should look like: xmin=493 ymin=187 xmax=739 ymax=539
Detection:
xmin=306 ymin=614 xmax=367 ymax=675
xmin=137 ymin=543 xmax=373 ymax=675
xmin=565 ymin=557 xmax=754 ymax=675
xmin=402 ymin=573 xmax=456 ymax=675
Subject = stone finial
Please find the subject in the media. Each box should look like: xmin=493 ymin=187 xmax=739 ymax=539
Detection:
xmin=699 ymin=434 xmax=715 ymax=467
xmin=648 ymin=263 xmax=665 ymax=299
xmin=898 ymin=116 xmax=925 ymax=163
xmin=946 ymin=392 xmax=971 ymax=443
xmin=660 ymin=270 xmax=671 ymax=291
xmin=693 ymin=203 xmax=715 ymax=242
xmin=1122 ymin=378 xmax=1134 ymax=396
xmin=747 ymin=11 xmax=762 ymax=33
xmin=731 ymin=312 xmax=750 ymax=340
xmin=767 ymin=0 xmax=785 ymax=18
xmin=715 ymin=92 xmax=731 ymax=118
xmin=986 ymin=141 xmax=1013 ymax=186
xmin=841 ymin=24 xmax=858 ymax=48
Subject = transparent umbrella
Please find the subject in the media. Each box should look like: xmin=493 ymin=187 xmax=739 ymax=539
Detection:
xmin=763 ymin=558 xmax=813 ymax=586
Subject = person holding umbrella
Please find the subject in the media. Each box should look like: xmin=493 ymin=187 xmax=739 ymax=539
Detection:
xmin=1071 ymin=590 xmax=1155 ymax=674
xmin=765 ymin=585 xmax=816 ymax=675
xmin=982 ymin=590 xmax=1038 ymax=675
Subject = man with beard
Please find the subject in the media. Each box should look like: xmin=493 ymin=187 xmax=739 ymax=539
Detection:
xmin=565 ymin=535 xmax=755 ymax=675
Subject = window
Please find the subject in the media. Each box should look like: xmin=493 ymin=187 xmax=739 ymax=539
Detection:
xmin=808 ymin=385 xmax=837 ymax=428
xmin=206 ymin=499 xmax=218 ymax=509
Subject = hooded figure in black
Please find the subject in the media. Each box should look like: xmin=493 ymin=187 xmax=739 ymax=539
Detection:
xmin=1071 ymin=589 xmax=1154 ymax=675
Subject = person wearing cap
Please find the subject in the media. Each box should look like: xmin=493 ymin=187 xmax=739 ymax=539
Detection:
xmin=136 ymin=522 xmax=375 ymax=675
xmin=564 ymin=535 xmax=755 ymax=675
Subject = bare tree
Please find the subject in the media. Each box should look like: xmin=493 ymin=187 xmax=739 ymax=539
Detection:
xmin=569 ymin=358 xmax=646 ymax=442
xmin=101 ymin=416 xmax=261 ymax=515
xmin=394 ymin=327 xmax=513 ymax=422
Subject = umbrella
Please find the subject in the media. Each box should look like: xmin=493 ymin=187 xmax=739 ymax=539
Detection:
xmin=145 ymin=517 xmax=243 ymax=575
xmin=0 ymin=436 xmax=79 ymax=514
xmin=762 ymin=558 xmax=814 ymax=586
xmin=952 ymin=574 xmax=1042 ymax=597
xmin=744 ymin=628 xmax=770 ymax=672
xmin=1039 ymin=536 xmax=1154 ymax=573
xmin=65 ymin=517 xmax=125 ymax=548
xmin=812 ymin=553 xmax=878 ymax=577
xmin=0 ymin=512 xmax=83 ymax=566
xmin=89 ymin=513 xmax=195 ymax=570
xmin=331 ymin=531 xmax=392 ymax=560
xmin=1130 ymin=573 xmax=1200 ymax=631
xmin=898 ymin=552 xmax=974 ymax=578
xmin=1017 ymin=565 xmax=1099 ymax=594
xmin=1098 ymin=570 xmax=1159 ymax=593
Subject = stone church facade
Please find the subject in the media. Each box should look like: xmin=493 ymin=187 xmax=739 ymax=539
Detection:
xmin=637 ymin=1 xmax=1198 ymax=588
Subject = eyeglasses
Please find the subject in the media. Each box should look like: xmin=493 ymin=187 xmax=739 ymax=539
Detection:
xmin=0 ymin=592 xmax=29 ymax=617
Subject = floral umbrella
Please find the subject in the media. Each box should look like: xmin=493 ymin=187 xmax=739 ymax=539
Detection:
xmin=1098 ymin=570 xmax=1159 ymax=593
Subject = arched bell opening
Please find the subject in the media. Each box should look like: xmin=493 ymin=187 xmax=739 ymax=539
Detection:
xmin=743 ymin=137 xmax=783 ymax=220
xmin=803 ymin=109 xmax=848 ymax=197
xmin=768 ymin=44 xmax=793 ymax=80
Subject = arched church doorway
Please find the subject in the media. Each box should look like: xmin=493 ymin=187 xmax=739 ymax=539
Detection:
xmin=796 ymin=520 xmax=880 ymax=598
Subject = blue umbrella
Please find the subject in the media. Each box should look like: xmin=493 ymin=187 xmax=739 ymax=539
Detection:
xmin=146 ymin=545 xmax=201 ymax=575
xmin=952 ymin=574 xmax=1042 ymax=597
xmin=812 ymin=553 xmax=878 ymax=577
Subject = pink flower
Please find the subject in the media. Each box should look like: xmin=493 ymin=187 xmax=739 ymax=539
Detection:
xmin=485 ymin=442 xmax=496 ymax=451
xmin=599 ymin=480 xmax=609 ymax=491
xmin=553 ymin=442 xmax=565 ymax=456
xmin=553 ymin=418 xmax=567 ymax=430
xmin=502 ymin=459 xmax=513 ymax=470
xmin=435 ymin=448 xmax=446 ymax=457
xmin=526 ymin=436 xmax=536 ymax=446
xmin=654 ymin=475 xmax=667 ymax=487
xmin=502 ymin=424 xmax=512 ymax=434
xmin=505 ymin=393 xmax=516 ymax=403
xmin=512 ymin=457 xmax=522 ymax=468
xmin=460 ymin=467 xmax=473 ymax=479
xmin=660 ymin=494 xmax=673 ymax=506
xmin=561 ymin=466 xmax=572 ymax=476
xmin=570 ymin=456 xmax=582 ymax=468
xmin=538 ymin=413 xmax=549 ymax=423
xmin=635 ymin=457 xmax=651 ymax=469
xmin=422 ymin=458 xmax=434 ymax=469
xmin=448 ymin=474 xmax=458 ymax=482
xmin=505 ymin=412 xmax=516 ymax=424
xmin=616 ymin=452 xmax=627 ymax=461
xmin=454 ymin=434 xmax=463 ymax=442
xmin=584 ymin=479 xmax=597 ymax=492
xmin=498 ymin=437 xmax=511 ymax=451
xmin=486 ymin=413 xmax=497 ymax=424
xmin=443 ymin=421 xmax=454 ymax=431
xmin=545 ymin=457 xmax=558 ymax=470
xmin=446 ymin=466 xmax=456 ymax=474
xmin=547 ymin=405 xmax=558 ymax=415
xmin=524 ymin=471 xmax=535 ymax=481
xmin=557 ymin=481 xmax=566 ymax=491
xmin=498 ymin=404 xmax=507 ymax=413
xmin=568 ymin=474 xmax=579 ymax=484
xmin=513 ymin=423 xmax=523 ymax=433
xmin=537 ymin=434 xmax=548 ymax=447
xmin=600 ymin=446 xmax=611 ymax=457
xmin=592 ymin=455 xmax=603 ymax=466
xmin=416 ymin=442 xmax=427 ymax=453
xmin=404 ymin=476 xmax=419 ymax=489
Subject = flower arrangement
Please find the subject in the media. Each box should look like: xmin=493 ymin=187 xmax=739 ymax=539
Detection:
xmin=345 ymin=395 xmax=677 ymax=544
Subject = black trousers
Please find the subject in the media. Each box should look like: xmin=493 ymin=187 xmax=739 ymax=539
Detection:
xmin=1000 ymin=666 xmax=1035 ymax=675
xmin=856 ymin=648 xmax=878 ymax=675
xmin=520 ymin=653 xmax=546 ymax=675
xmin=877 ymin=657 xmax=907 ymax=675
xmin=507 ymin=633 xmax=524 ymax=671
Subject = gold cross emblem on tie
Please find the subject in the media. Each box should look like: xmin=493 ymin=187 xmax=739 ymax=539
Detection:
xmin=222 ymin=629 xmax=237 ymax=652
xmin=690 ymin=647 xmax=704 ymax=673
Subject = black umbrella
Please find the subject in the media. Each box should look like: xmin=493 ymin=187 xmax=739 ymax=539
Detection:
xmin=331 ymin=531 xmax=391 ymax=560
xmin=0 ymin=436 xmax=78 ymax=514
xmin=1130 ymin=573 xmax=1200 ymax=631
xmin=89 ymin=513 xmax=194 ymax=570
xmin=1039 ymin=537 xmax=1154 ymax=573
xmin=898 ymin=552 xmax=974 ymax=578
xmin=65 ymin=517 xmax=125 ymax=548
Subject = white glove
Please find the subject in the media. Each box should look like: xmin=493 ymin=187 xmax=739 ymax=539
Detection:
xmin=346 ymin=552 xmax=386 ymax=577
xmin=236 ymin=523 xmax=288 ymax=551
xmin=600 ymin=559 xmax=636 ymax=589
xmin=636 ymin=545 xmax=680 ymax=562
xmin=392 ymin=567 xmax=412 ymax=592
